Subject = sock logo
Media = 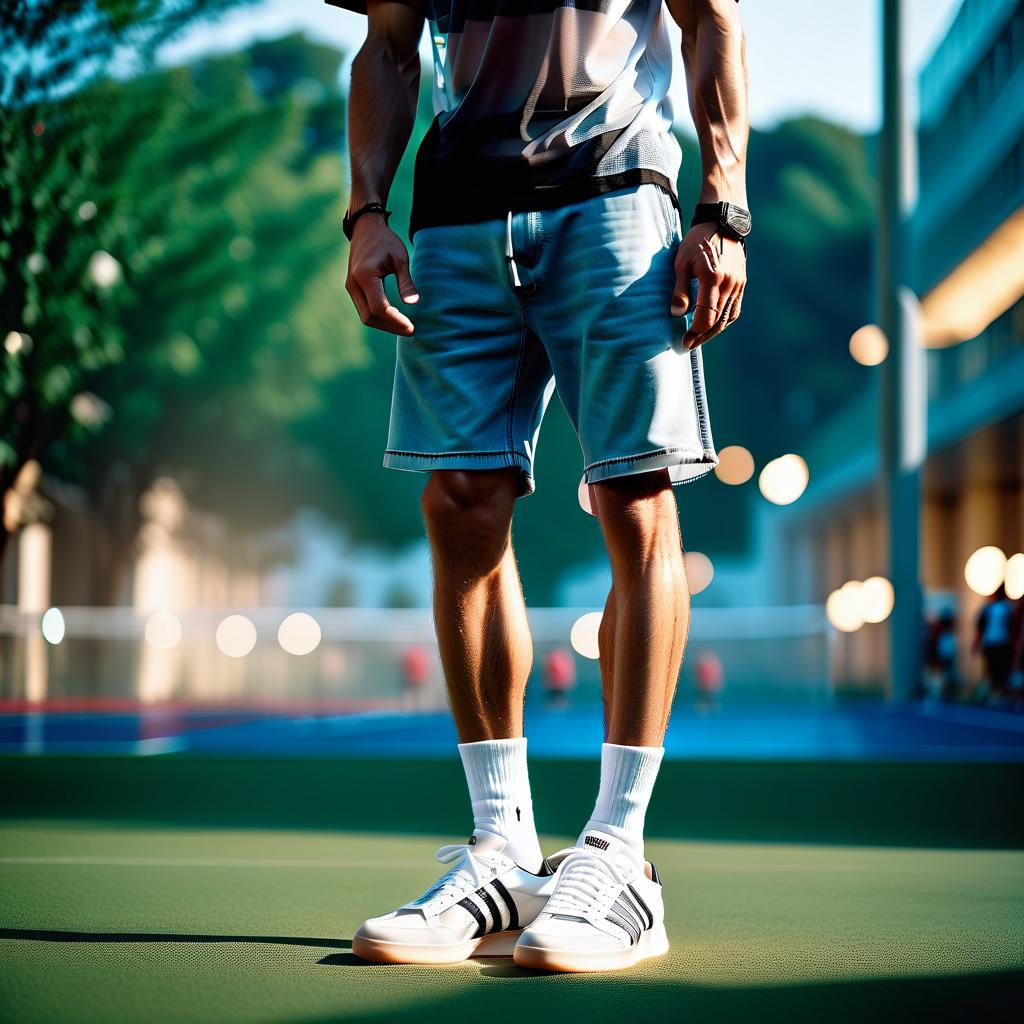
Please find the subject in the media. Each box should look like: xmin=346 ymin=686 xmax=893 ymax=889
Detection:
xmin=468 ymin=836 xmax=478 ymax=845
xmin=516 ymin=807 xmax=521 ymax=822
xmin=584 ymin=836 xmax=610 ymax=851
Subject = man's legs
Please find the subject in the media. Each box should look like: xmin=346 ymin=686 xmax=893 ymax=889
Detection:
xmin=420 ymin=467 xmax=542 ymax=871
xmin=513 ymin=469 xmax=684 ymax=971
xmin=584 ymin=469 xmax=688 ymax=860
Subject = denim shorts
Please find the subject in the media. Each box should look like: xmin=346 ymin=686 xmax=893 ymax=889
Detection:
xmin=383 ymin=182 xmax=718 ymax=496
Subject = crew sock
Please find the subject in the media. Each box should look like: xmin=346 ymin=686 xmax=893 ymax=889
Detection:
xmin=580 ymin=742 xmax=665 ymax=862
xmin=458 ymin=737 xmax=543 ymax=872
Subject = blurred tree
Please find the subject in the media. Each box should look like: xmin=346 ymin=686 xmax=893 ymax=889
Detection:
xmin=0 ymin=0 xmax=256 ymax=558
xmin=43 ymin=40 xmax=366 ymax=602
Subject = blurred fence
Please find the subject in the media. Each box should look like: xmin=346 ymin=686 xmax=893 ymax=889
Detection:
xmin=0 ymin=605 xmax=833 ymax=710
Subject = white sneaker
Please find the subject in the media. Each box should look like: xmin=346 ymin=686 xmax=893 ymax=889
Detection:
xmin=513 ymin=829 xmax=669 ymax=973
xmin=353 ymin=832 xmax=555 ymax=964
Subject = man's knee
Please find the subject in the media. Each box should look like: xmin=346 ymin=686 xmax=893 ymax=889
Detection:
xmin=420 ymin=469 xmax=519 ymax=551
xmin=592 ymin=470 xmax=678 ymax=545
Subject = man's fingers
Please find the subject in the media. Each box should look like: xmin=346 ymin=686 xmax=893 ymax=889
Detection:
xmin=691 ymin=279 xmax=746 ymax=348
xmin=361 ymin=274 xmax=415 ymax=335
xmin=731 ymin=280 xmax=746 ymax=323
xmin=392 ymin=253 xmax=420 ymax=305
xmin=346 ymin=276 xmax=371 ymax=325
xmin=683 ymin=274 xmax=724 ymax=348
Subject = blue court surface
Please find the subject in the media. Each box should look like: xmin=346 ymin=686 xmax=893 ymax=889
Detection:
xmin=2 ymin=702 xmax=1023 ymax=761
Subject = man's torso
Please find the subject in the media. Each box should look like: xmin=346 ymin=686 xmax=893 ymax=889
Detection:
xmin=410 ymin=0 xmax=683 ymax=237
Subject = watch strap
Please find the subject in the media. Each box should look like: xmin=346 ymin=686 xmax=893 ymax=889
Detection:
xmin=690 ymin=202 xmax=749 ymax=251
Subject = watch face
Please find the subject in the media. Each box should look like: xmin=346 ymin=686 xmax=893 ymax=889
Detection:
xmin=724 ymin=205 xmax=751 ymax=236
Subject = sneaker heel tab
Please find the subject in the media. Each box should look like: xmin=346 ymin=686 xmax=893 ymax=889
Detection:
xmin=645 ymin=861 xmax=662 ymax=885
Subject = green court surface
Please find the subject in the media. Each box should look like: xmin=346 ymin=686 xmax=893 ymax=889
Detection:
xmin=1 ymin=823 xmax=1022 ymax=1023
xmin=2 ymin=756 xmax=1023 ymax=1022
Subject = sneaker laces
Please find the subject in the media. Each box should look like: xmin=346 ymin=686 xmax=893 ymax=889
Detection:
xmin=544 ymin=849 xmax=623 ymax=919
xmin=408 ymin=843 xmax=489 ymax=909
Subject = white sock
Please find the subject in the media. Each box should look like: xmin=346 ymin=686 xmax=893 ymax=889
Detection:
xmin=581 ymin=742 xmax=665 ymax=862
xmin=458 ymin=737 xmax=542 ymax=872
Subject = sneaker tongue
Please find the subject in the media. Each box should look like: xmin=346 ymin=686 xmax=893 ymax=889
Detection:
xmin=576 ymin=829 xmax=638 ymax=873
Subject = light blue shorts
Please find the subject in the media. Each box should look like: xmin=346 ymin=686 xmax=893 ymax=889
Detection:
xmin=384 ymin=182 xmax=718 ymax=496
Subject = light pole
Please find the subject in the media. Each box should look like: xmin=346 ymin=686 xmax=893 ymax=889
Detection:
xmin=878 ymin=0 xmax=926 ymax=701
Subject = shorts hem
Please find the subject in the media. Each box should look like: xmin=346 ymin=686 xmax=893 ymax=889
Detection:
xmin=383 ymin=448 xmax=537 ymax=495
xmin=584 ymin=447 xmax=719 ymax=486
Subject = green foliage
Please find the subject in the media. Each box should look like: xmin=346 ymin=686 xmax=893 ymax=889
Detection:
xmin=0 ymin=0 xmax=257 ymax=509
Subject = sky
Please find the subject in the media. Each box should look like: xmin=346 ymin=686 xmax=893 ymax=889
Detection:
xmin=160 ymin=0 xmax=964 ymax=133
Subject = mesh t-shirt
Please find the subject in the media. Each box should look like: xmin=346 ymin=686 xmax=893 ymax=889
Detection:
xmin=328 ymin=1 xmax=690 ymax=238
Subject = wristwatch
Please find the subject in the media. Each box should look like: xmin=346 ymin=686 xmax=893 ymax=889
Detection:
xmin=343 ymin=201 xmax=392 ymax=241
xmin=690 ymin=202 xmax=751 ymax=249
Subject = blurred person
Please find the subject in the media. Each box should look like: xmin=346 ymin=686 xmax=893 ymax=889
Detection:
xmin=1011 ymin=596 xmax=1024 ymax=707
xmin=973 ymin=586 xmax=1015 ymax=705
xmin=335 ymin=0 xmax=748 ymax=972
xmin=923 ymin=608 xmax=958 ymax=702
xmin=542 ymin=647 xmax=576 ymax=710
xmin=399 ymin=644 xmax=431 ymax=709
xmin=694 ymin=649 xmax=724 ymax=713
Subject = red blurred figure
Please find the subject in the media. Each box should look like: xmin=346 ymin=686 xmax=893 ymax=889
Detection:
xmin=400 ymin=646 xmax=431 ymax=709
xmin=694 ymin=650 xmax=724 ymax=713
xmin=543 ymin=648 xmax=576 ymax=709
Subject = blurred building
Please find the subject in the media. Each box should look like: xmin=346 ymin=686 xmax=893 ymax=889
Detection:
xmin=760 ymin=0 xmax=1024 ymax=693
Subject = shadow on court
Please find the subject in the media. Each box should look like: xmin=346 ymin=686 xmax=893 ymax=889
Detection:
xmin=0 ymin=928 xmax=352 ymax=950
xmin=296 ymin=967 xmax=1024 ymax=1022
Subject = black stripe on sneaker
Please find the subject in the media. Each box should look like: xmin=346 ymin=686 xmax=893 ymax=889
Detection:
xmin=605 ymin=908 xmax=640 ymax=945
xmin=627 ymin=883 xmax=655 ymax=929
xmin=613 ymin=896 xmax=644 ymax=937
xmin=476 ymin=886 xmax=503 ymax=934
xmin=457 ymin=896 xmax=487 ymax=939
xmin=490 ymin=879 xmax=519 ymax=931
xmin=620 ymin=892 xmax=649 ymax=934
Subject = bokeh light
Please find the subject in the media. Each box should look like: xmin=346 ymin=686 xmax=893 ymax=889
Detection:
xmin=277 ymin=612 xmax=322 ymax=656
xmin=77 ymin=200 xmax=98 ymax=222
xmin=88 ymin=250 xmax=122 ymax=289
xmin=964 ymin=546 xmax=1007 ymax=596
xmin=70 ymin=392 xmax=111 ymax=428
xmin=577 ymin=475 xmax=595 ymax=516
xmin=859 ymin=576 xmax=895 ymax=623
xmin=1005 ymin=553 xmax=1024 ymax=601
xmin=216 ymin=614 xmax=257 ymax=658
xmin=758 ymin=454 xmax=809 ymax=505
xmin=4 ymin=331 xmax=31 ymax=356
xmin=41 ymin=607 xmax=66 ymax=645
xmin=826 ymin=582 xmax=865 ymax=632
xmin=570 ymin=611 xmax=602 ymax=660
xmin=684 ymin=551 xmax=714 ymax=595
xmin=849 ymin=324 xmax=889 ymax=366
xmin=145 ymin=610 xmax=182 ymax=649
xmin=714 ymin=445 xmax=755 ymax=485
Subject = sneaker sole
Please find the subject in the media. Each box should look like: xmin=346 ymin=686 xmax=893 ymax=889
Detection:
xmin=352 ymin=928 xmax=524 ymax=965
xmin=513 ymin=923 xmax=669 ymax=973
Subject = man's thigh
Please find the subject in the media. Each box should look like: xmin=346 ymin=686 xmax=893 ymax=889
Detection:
xmin=384 ymin=218 xmax=554 ymax=495
xmin=530 ymin=183 xmax=717 ymax=487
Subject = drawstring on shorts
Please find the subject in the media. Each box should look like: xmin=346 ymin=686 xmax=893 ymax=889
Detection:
xmin=505 ymin=210 xmax=523 ymax=289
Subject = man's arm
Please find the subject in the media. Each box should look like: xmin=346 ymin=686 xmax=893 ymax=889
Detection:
xmin=344 ymin=0 xmax=425 ymax=335
xmin=666 ymin=0 xmax=749 ymax=348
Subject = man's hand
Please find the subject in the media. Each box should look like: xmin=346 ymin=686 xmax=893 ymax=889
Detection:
xmin=345 ymin=214 xmax=420 ymax=336
xmin=672 ymin=226 xmax=746 ymax=349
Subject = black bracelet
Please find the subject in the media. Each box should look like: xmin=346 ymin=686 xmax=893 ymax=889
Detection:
xmin=343 ymin=201 xmax=392 ymax=241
